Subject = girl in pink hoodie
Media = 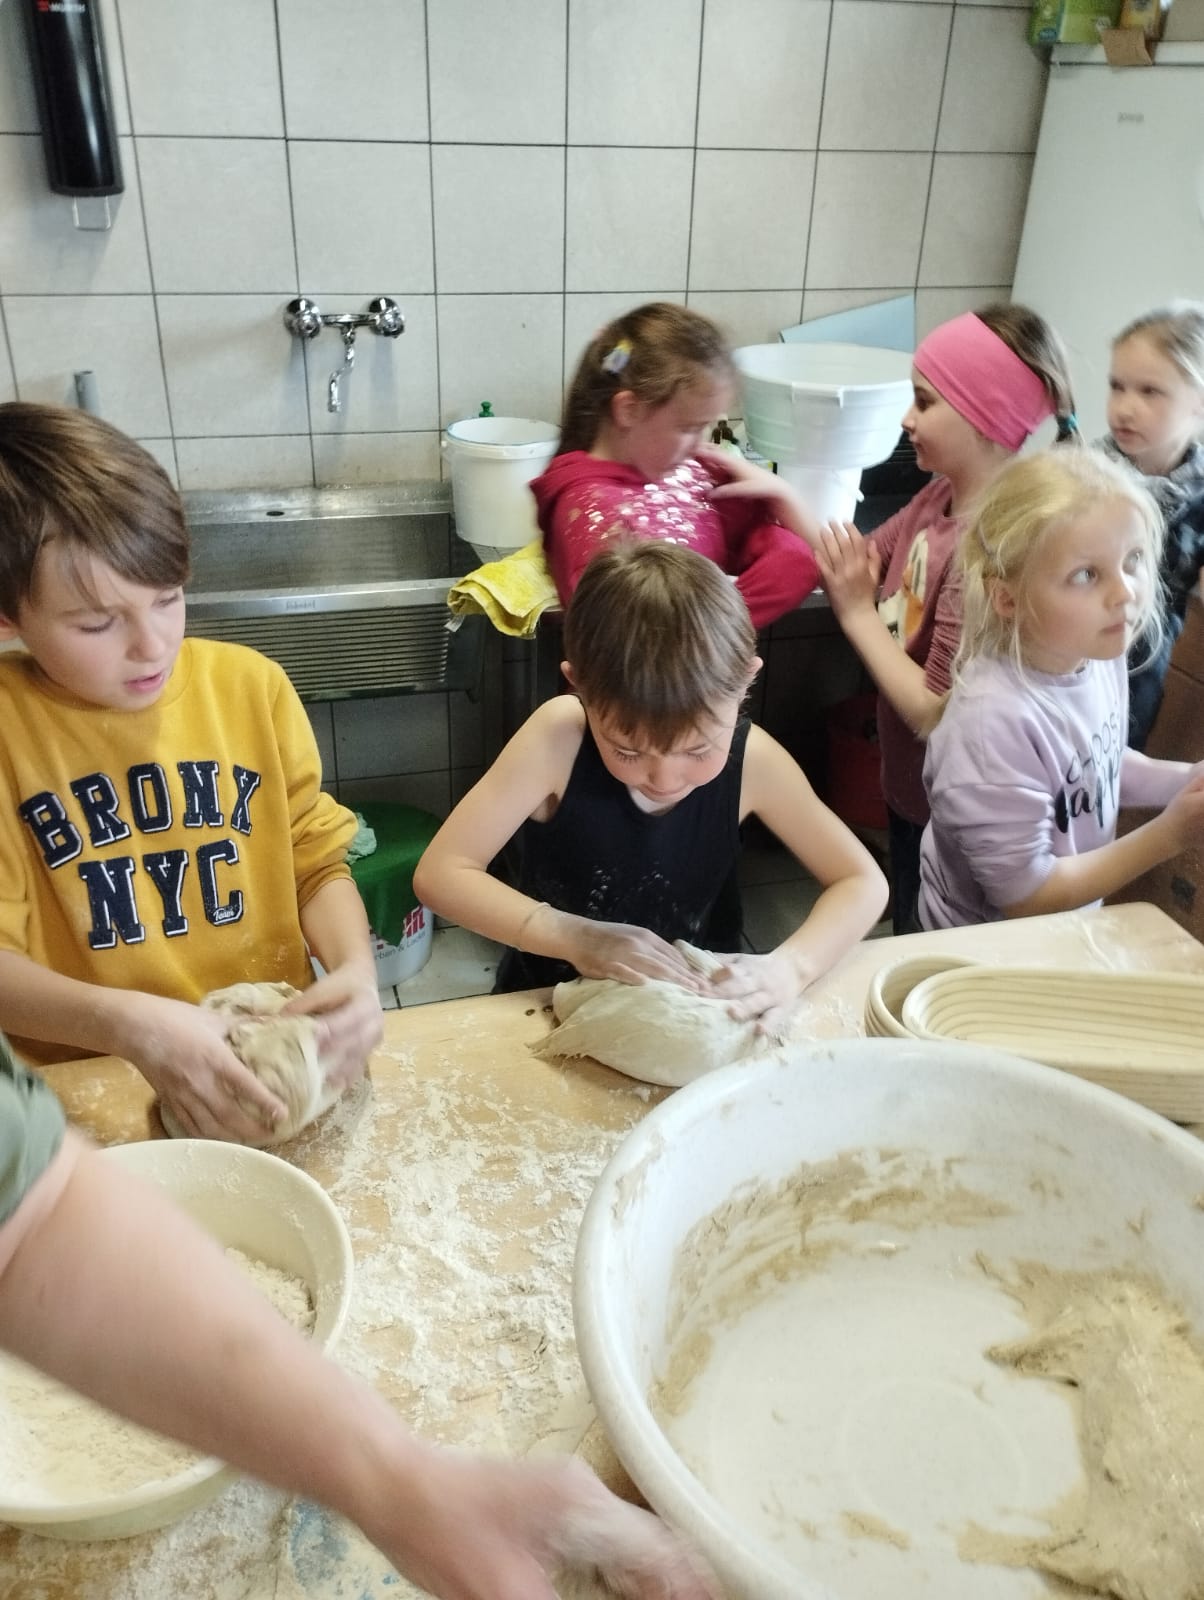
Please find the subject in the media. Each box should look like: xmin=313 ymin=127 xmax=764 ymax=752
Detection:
xmin=533 ymin=303 xmax=821 ymax=630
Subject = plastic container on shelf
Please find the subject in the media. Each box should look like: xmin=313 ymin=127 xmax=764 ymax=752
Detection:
xmin=733 ymin=342 xmax=913 ymax=523
xmin=443 ymin=415 xmax=559 ymax=564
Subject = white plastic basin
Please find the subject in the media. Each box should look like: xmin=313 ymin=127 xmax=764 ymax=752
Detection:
xmin=734 ymin=342 xmax=913 ymax=471
xmin=574 ymin=1038 xmax=1204 ymax=1599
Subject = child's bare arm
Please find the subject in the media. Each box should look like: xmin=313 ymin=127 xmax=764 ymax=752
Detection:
xmin=707 ymin=729 xmax=888 ymax=1031
xmin=0 ymin=951 xmax=285 ymax=1140
xmin=286 ymin=877 xmax=382 ymax=1088
xmin=413 ymin=699 xmax=587 ymax=944
xmin=0 ymin=1133 xmax=714 ymax=1600
xmin=413 ymin=701 xmax=699 ymax=989
xmin=816 ymin=523 xmax=946 ymax=737
xmin=1002 ymin=774 xmax=1204 ymax=918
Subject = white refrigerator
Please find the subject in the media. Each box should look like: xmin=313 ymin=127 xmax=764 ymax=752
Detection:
xmin=1011 ymin=42 xmax=1204 ymax=443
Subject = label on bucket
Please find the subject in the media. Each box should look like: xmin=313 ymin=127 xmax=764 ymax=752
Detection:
xmin=372 ymin=904 xmax=428 ymax=958
xmin=370 ymin=905 xmax=432 ymax=987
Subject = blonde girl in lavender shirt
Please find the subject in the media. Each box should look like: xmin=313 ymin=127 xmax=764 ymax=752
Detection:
xmin=919 ymin=449 xmax=1204 ymax=930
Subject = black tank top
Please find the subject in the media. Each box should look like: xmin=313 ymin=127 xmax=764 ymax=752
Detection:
xmin=494 ymin=716 xmax=749 ymax=992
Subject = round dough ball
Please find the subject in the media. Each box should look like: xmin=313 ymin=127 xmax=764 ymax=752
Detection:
xmin=531 ymin=942 xmax=770 ymax=1088
xmin=160 ymin=981 xmax=340 ymax=1145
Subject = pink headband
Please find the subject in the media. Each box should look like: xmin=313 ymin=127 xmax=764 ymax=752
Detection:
xmin=913 ymin=313 xmax=1054 ymax=451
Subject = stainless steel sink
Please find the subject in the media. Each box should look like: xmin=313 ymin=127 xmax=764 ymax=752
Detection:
xmin=182 ymin=482 xmax=484 ymax=702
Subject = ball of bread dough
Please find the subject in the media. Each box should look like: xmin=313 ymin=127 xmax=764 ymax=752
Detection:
xmin=530 ymin=942 xmax=771 ymax=1088
xmin=160 ymin=981 xmax=340 ymax=1145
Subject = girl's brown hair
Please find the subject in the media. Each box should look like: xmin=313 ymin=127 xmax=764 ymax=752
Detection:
xmin=0 ymin=403 xmax=189 ymax=617
xmin=558 ymin=302 xmax=736 ymax=456
xmin=563 ymin=542 xmax=756 ymax=747
xmin=975 ymin=302 xmax=1080 ymax=443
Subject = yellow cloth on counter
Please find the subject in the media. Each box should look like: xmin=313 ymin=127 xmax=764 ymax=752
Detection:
xmin=446 ymin=540 xmax=560 ymax=638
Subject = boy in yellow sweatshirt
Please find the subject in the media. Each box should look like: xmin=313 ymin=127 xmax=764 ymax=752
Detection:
xmin=0 ymin=404 xmax=381 ymax=1139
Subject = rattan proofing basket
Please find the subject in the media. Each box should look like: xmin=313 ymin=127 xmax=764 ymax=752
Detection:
xmin=901 ymin=966 xmax=1204 ymax=1122
xmin=864 ymin=953 xmax=977 ymax=1038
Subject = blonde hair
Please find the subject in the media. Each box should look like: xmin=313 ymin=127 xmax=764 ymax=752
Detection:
xmin=0 ymin=403 xmax=189 ymax=617
xmin=562 ymin=542 xmax=756 ymax=747
xmin=558 ymin=303 xmax=735 ymax=457
xmin=1114 ymin=300 xmax=1204 ymax=394
xmin=956 ymin=449 xmax=1164 ymax=676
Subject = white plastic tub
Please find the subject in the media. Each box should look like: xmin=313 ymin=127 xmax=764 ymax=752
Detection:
xmin=734 ymin=343 xmax=914 ymax=521
xmin=575 ymin=1038 xmax=1204 ymax=1600
xmin=443 ymin=416 xmax=559 ymax=564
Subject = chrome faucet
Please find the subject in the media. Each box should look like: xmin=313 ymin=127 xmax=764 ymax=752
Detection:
xmin=282 ymin=298 xmax=406 ymax=413
xmin=327 ymin=323 xmax=357 ymax=413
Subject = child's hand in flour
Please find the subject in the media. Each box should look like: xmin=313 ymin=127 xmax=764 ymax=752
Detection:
xmin=126 ymin=993 xmax=287 ymax=1140
xmin=705 ymin=950 xmax=803 ymax=1039
xmin=558 ymin=913 xmax=704 ymax=990
xmin=282 ymin=961 xmax=382 ymax=1089
xmin=365 ymin=1449 xmax=717 ymax=1600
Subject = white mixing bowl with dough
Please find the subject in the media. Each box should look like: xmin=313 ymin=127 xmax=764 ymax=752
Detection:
xmin=574 ymin=1038 xmax=1204 ymax=1600
xmin=0 ymin=1139 xmax=353 ymax=1540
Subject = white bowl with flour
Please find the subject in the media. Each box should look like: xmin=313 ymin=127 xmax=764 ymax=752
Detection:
xmin=574 ymin=1039 xmax=1204 ymax=1600
xmin=0 ymin=1139 xmax=353 ymax=1541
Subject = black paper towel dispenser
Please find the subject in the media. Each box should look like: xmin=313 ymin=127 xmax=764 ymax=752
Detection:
xmin=22 ymin=0 xmax=124 ymax=199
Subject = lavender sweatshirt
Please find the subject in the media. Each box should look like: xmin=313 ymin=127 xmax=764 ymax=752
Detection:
xmin=919 ymin=653 xmax=1181 ymax=929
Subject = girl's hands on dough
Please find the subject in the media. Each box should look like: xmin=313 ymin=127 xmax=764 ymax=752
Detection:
xmin=816 ymin=520 xmax=880 ymax=620
xmin=363 ymin=1449 xmax=716 ymax=1600
xmin=561 ymin=915 xmax=703 ymax=989
xmin=705 ymin=951 xmax=802 ymax=1039
xmin=283 ymin=963 xmax=382 ymax=1089
xmin=128 ymin=994 xmax=288 ymax=1140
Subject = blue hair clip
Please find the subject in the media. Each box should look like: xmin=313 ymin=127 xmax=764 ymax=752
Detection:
xmin=600 ymin=338 xmax=632 ymax=376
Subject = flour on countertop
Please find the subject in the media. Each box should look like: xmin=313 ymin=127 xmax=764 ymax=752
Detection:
xmin=0 ymin=1033 xmax=654 ymax=1600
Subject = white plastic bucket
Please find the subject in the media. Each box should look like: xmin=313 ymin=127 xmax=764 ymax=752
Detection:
xmin=734 ymin=343 xmax=913 ymax=527
xmin=443 ymin=416 xmax=559 ymax=564
xmin=734 ymin=341 xmax=913 ymax=469
xmin=370 ymin=903 xmax=433 ymax=988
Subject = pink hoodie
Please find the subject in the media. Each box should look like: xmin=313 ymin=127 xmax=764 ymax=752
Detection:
xmin=531 ymin=451 xmax=818 ymax=630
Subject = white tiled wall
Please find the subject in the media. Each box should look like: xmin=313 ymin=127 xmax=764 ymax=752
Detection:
xmin=0 ymin=0 xmax=1048 ymax=813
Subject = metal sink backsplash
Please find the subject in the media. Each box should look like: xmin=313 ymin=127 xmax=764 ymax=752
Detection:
xmin=182 ymin=482 xmax=483 ymax=701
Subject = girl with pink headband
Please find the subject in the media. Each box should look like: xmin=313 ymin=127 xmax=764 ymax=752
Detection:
xmin=816 ymin=304 xmax=1077 ymax=933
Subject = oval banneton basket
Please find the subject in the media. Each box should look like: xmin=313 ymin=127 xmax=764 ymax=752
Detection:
xmin=901 ymin=967 xmax=1204 ymax=1122
xmin=864 ymin=953 xmax=977 ymax=1039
